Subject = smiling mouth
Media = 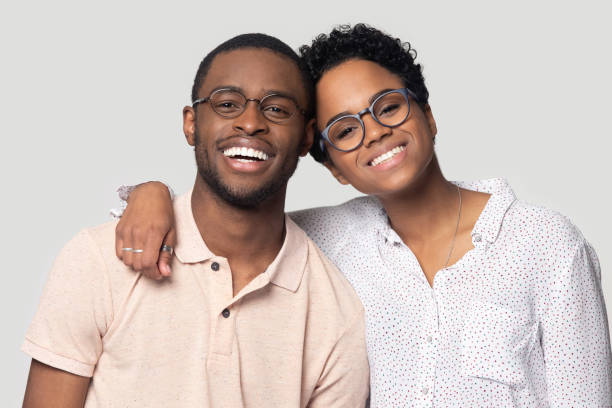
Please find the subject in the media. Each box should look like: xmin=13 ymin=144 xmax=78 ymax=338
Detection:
xmin=368 ymin=144 xmax=406 ymax=166
xmin=223 ymin=147 xmax=270 ymax=162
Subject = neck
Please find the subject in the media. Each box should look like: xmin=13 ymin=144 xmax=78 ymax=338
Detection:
xmin=377 ymin=155 xmax=459 ymax=244
xmin=190 ymin=175 xmax=286 ymax=263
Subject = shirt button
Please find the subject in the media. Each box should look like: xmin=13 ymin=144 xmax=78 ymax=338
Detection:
xmin=422 ymin=387 xmax=429 ymax=395
xmin=473 ymin=233 xmax=482 ymax=243
xmin=211 ymin=262 xmax=220 ymax=271
xmin=426 ymin=335 xmax=433 ymax=343
xmin=222 ymin=308 xmax=230 ymax=318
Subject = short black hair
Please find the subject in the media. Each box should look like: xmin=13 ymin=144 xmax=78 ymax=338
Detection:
xmin=299 ymin=24 xmax=430 ymax=162
xmin=191 ymin=33 xmax=314 ymax=118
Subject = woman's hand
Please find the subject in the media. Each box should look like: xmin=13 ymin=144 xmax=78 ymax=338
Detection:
xmin=115 ymin=182 xmax=176 ymax=280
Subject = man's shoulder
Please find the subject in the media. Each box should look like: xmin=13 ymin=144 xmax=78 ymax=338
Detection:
xmin=59 ymin=220 xmax=141 ymax=296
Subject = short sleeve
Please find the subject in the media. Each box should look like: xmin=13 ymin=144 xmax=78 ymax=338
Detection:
xmin=22 ymin=229 xmax=114 ymax=377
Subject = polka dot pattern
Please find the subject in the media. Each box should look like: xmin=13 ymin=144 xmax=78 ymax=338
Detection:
xmin=290 ymin=178 xmax=612 ymax=407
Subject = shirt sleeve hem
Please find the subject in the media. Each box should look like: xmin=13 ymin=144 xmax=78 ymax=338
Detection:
xmin=21 ymin=338 xmax=94 ymax=377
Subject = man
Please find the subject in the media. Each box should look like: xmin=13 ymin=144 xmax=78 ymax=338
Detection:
xmin=21 ymin=33 xmax=369 ymax=407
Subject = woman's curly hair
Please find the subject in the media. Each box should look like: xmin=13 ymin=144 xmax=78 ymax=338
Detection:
xmin=299 ymin=23 xmax=430 ymax=162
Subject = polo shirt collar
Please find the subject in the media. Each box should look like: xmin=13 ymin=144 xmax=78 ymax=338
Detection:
xmin=173 ymin=189 xmax=308 ymax=292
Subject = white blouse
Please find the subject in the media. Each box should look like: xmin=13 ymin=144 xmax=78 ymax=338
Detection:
xmin=290 ymin=178 xmax=611 ymax=407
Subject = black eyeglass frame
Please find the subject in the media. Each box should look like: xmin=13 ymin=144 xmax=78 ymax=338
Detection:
xmin=192 ymin=88 xmax=307 ymax=124
xmin=319 ymin=87 xmax=418 ymax=153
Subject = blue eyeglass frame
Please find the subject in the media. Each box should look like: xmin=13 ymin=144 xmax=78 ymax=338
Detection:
xmin=319 ymin=87 xmax=418 ymax=153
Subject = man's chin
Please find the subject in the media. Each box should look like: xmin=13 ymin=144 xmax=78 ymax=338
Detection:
xmin=199 ymin=170 xmax=286 ymax=209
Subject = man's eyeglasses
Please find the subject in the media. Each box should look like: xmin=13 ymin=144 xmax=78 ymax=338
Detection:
xmin=193 ymin=88 xmax=307 ymax=124
xmin=319 ymin=88 xmax=417 ymax=153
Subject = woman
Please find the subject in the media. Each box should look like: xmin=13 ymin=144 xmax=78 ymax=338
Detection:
xmin=115 ymin=24 xmax=611 ymax=406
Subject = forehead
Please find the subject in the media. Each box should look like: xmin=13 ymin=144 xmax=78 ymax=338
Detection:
xmin=200 ymin=48 xmax=306 ymax=103
xmin=316 ymin=59 xmax=404 ymax=118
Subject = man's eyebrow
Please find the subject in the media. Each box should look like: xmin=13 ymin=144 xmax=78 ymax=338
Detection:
xmin=208 ymin=86 xmax=299 ymax=102
xmin=209 ymin=85 xmax=244 ymax=94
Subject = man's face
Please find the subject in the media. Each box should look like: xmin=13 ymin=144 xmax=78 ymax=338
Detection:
xmin=184 ymin=48 xmax=313 ymax=208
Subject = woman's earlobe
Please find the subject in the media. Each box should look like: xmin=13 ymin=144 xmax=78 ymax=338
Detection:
xmin=423 ymin=104 xmax=437 ymax=137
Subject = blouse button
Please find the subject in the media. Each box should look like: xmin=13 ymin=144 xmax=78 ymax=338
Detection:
xmin=473 ymin=233 xmax=482 ymax=243
xmin=211 ymin=262 xmax=220 ymax=271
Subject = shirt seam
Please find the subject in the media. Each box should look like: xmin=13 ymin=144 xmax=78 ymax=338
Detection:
xmin=23 ymin=336 xmax=96 ymax=368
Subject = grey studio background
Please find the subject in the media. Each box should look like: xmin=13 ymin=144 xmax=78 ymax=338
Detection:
xmin=1 ymin=0 xmax=611 ymax=404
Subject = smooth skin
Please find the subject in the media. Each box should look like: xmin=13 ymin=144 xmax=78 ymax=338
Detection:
xmin=117 ymin=58 xmax=489 ymax=287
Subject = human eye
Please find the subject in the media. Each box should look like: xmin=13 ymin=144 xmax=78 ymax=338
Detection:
xmin=262 ymin=96 xmax=294 ymax=121
xmin=331 ymin=123 xmax=360 ymax=141
xmin=214 ymin=100 xmax=241 ymax=114
xmin=380 ymin=103 xmax=400 ymax=115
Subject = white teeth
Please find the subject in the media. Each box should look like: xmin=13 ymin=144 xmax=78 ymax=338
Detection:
xmin=222 ymin=147 xmax=269 ymax=161
xmin=370 ymin=145 xmax=406 ymax=166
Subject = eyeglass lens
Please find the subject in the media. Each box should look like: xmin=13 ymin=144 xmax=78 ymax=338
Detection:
xmin=328 ymin=91 xmax=410 ymax=151
xmin=209 ymin=90 xmax=296 ymax=122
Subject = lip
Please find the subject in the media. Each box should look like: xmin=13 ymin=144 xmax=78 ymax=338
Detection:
xmin=217 ymin=136 xmax=275 ymax=158
xmin=366 ymin=147 xmax=407 ymax=172
xmin=364 ymin=142 xmax=408 ymax=167
xmin=217 ymin=136 xmax=276 ymax=174
xmin=222 ymin=154 xmax=272 ymax=173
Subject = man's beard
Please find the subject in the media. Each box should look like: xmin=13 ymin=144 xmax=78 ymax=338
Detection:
xmin=194 ymin=128 xmax=300 ymax=209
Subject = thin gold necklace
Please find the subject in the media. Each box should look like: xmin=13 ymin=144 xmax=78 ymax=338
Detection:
xmin=443 ymin=185 xmax=462 ymax=269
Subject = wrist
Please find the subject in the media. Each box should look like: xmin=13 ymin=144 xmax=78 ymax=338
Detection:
xmin=128 ymin=181 xmax=172 ymax=203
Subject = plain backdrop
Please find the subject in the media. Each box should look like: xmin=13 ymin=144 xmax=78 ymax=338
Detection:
xmin=2 ymin=0 xmax=610 ymax=404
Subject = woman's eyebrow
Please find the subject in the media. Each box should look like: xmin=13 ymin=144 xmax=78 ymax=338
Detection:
xmin=324 ymin=111 xmax=352 ymax=128
xmin=368 ymin=88 xmax=395 ymax=104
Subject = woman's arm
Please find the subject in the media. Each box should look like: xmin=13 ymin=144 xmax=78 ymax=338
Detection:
xmin=114 ymin=182 xmax=175 ymax=280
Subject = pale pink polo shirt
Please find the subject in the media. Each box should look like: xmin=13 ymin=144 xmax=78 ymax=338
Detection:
xmin=22 ymin=190 xmax=369 ymax=407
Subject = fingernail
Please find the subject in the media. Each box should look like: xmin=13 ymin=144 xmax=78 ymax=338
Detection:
xmin=163 ymin=264 xmax=172 ymax=276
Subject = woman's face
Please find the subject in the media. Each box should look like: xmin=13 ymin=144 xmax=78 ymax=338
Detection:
xmin=316 ymin=59 xmax=437 ymax=197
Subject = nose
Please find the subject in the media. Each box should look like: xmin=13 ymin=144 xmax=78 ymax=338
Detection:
xmin=362 ymin=114 xmax=391 ymax=148
xmin=232 ymin=101 xmax=269 ymax=136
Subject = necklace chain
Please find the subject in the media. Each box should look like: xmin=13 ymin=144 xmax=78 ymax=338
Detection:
xmin=443 ymin=185 xmax=462 ymax=269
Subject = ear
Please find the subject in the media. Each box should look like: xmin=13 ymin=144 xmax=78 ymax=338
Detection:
xmin=299 ymin=118 xmax=316 ymax=157
xmin=323 ymin=159 xmax=350 ymax=185
xmin=183 ymin=106 xmax=196 ymax=146
xmin=423 ymin=104 xmax=437 ymax=138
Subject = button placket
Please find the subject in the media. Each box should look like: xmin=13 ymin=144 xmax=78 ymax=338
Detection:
xmin=417 ymin=288 xmax=438 ymax=406
xmin=208 ymin=259 xmax=236 ymax=356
